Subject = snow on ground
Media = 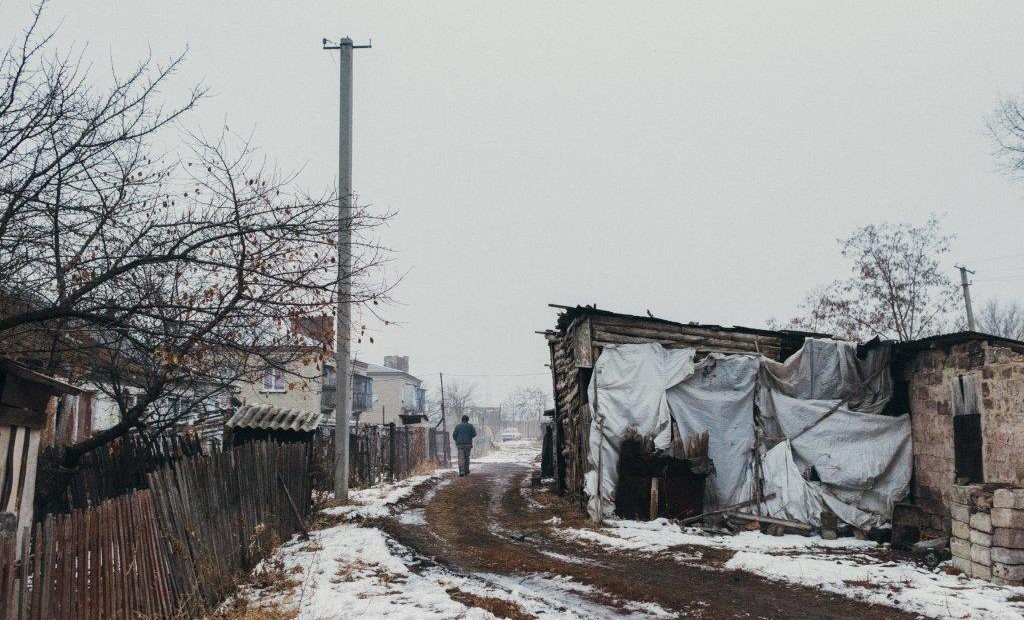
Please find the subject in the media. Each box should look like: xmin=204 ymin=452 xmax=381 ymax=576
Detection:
xmin=472 ymin=439 xmax=540 ymax=466
xmin=561 ymin=517 xmax=873 ymax=553
xmin=559 ymin=517 xmax=1024 ymax=620
xmin=322 ymin=472 xmax=445 ymax=520
xmin=260 ymin=520 xmax=672 ymax=619
xmin=728 ymin=550 xmax=1024 ymax=620
xmin=246 ymin=442 xmax=671 ymax=619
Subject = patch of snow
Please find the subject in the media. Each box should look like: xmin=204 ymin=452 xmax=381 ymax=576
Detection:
xmin=558 ymin=516 xmax=1024 ymax=619
xmin=322 ymin=470 xmax=444 ymax=520
xmin=728 ymin=551 xmax=1024 ymax=620
xmin=544 ymin=516 xmax=562 ymax=525
xmin=473 ymin=440 xmax=540 ymax=466
xmin=252 ymin=519 xmax=678 ymax=619
xmin=560 ymin=517 xmax=874 ymax=554
xmin=398 ymin=508 xmax=427 ymax=525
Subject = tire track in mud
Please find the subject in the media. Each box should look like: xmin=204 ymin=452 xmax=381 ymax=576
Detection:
xmin=381 ymin=461 xmax=922 ymax=619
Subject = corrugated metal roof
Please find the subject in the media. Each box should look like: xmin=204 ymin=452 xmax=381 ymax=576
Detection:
xmin=225 ymin=404 xmax=322 ymax=433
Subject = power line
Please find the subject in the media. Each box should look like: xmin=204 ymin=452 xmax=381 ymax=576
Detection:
xmin=428 ymin=371 xmax=550 ymax=378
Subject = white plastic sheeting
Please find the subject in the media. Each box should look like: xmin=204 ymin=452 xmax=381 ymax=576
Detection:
xmin=584 ymin=343 xmax=694 ymax=521
xmin=666 ymin=354 xmax=759 ymax=508
xmin=583 ymin=339 xmax=912 ymax=527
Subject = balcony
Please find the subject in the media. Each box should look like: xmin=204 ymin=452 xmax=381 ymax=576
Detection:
xmin=320 ymin=373 xmax=373 ymax=413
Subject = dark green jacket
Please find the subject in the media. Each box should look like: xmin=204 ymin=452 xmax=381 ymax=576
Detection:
xmin=452 ymin=422 xmax=476 ymax=446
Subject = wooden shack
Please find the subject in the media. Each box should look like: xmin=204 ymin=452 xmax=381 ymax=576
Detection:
xmin=541 ymin=304 xmax=816 ymax=505
xmin=0 ymin=357 xmax=80 ymax=555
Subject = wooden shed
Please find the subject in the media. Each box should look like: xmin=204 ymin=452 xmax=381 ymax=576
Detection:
xmin=0 ymin=357 xmax=80 ymax=555
xmin=541 ymin=304 xmax=818 ymax=506
xmin=224 ymin=403 xmax=323 ymax=447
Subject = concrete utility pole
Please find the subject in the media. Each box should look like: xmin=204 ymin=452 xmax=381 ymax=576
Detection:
xmin=323 ymin=36 xmax=370 ymax=500
xmin=957 ymin=265 xmax=976 ymax=332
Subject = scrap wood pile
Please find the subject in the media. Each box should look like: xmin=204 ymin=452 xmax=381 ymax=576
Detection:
xmin=615 ymin=428 xmax=711 ymax=521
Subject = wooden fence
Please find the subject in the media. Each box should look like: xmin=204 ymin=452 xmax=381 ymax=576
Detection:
xmin=312 ymin=424 xmax=448 ymax=493
xmin=35 ymin=432 xmax=209 ymax=516
xmin=4 ymin=440 xmax=311 ymax=619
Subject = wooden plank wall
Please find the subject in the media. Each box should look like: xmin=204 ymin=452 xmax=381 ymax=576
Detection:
xmin=10 ymin=440 xmax=312 ymax=620
xmin=1 ymin=424 xmax=42 ymax=554
xmin=547 ymin=310 xmax=791 ymax=507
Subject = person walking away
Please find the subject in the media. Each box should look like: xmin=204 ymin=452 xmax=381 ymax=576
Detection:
xmin=452 ymin=415 xmax=477 ymax=476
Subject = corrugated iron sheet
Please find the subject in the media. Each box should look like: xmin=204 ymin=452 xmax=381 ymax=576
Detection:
xmin=225 ymin=404 xmax=322 ymax=433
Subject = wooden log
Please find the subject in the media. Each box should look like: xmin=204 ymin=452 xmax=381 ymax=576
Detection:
xmin=592 ymin=335 xmax=767 ymax=357
xmin=590 ymin=315 xmax=778 ymax=345
xmin=679 ymin=493 xmax=777 ymax=525
xmin=724 ymin=511 xmax=813 ymax=532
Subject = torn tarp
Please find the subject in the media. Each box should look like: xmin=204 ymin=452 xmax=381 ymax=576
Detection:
xmin=666 ymin=354 xmax=759 ymax=509
xmin=583 ymin=338 xmax=912 ymax=527
xmin=584 ymin=343 xmax=695 ymax=521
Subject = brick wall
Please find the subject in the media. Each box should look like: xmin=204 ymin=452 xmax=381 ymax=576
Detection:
xmin=903 ymin=341 xmax=1024 ymax=532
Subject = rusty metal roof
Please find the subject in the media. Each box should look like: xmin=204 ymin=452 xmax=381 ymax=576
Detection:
xmin=225 ymin=404 xmax=322 ymax=433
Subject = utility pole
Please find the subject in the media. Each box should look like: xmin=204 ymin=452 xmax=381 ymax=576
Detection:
xmin=439 ymin=373 xmax=450 ymax=465
xmin=323 ymin=36 xmax=370 ymax=500
xmin=957 ymin=265 xmax=976 ymax=332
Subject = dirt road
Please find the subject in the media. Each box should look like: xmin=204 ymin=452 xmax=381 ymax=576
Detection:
xmin=381 ymin=457 xmax=918 ymax=620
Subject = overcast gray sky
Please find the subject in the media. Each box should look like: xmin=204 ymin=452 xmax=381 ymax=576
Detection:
xmin=5 ymin=2 xmax=1024 ymax=403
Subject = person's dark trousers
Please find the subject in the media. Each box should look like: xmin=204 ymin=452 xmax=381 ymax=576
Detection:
xmin=457 ymin=444 xmax=472 ymax=476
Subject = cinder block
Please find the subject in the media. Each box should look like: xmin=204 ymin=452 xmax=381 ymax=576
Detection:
xmin=972 ymin=530 xmax=993 ymax=547
xmin=953 ymin=484 xmax=984 ymax=505
xmin=973 ymin=494 xmax=994 ymax=511
xmin=992 ymin=508 xmax=1024 ymax=529
xmin=972 ymin=561 xmax=993 ymax=581
xmin=992 ymin=576 xmax=1024 ymax=587
xmin=971 ymin=511 xmax=994 ymax=533
xmin=972 ymin=543 xmax=992 ymax=565
xmin=993 ymin=562 xmax=1024 ymax=581
xmin=951 ymin=537 xmax=972 ymax=559
xmin=994 ymin=488 xmax=1024 ymax=510
xmin=992 ymin=547 xmax=1024 ymax=565
xmin=993 ymin=528 xmax=1024 ymax=549
xmin=951 ymin=503 xmax=971 ymax=523
xmin=952 ymin=520 xmax=971 ymax=540
xmin=952 ymin=555 xmax=972 ymax=574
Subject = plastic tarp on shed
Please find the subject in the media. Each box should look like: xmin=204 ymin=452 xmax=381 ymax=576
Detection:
xmin=584 ymin=339 xmax=912 ymax=527
xmin=666 ymin=354 xmax=759 ymax=509
xmin=757 ymin=339 xmax=911 ymax=528
xmin=584 ymin=343 xmax=694 ymax=521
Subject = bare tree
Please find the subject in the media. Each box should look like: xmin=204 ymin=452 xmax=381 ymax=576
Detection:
xmin=976 ymin=299 xmax=1024 ymax=340
xmin=0 ymin=6 xmax=394 ymax=507
xmin=787 ymin=217 xmax=958 ymax=341
xmin=430 ymin=379 xmax=476 ymax=427
xmin=989 ymin=95 xmax=1024 ymax=179
xmin=501 ymin=386 xmax=548 ymax=422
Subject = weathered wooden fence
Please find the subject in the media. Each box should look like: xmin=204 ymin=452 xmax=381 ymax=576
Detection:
xmin=34 ymin=432 xmax=209 ymax=516
xmin=4 ymin=440 xmax=312 ymax=619
xmin=312 ymin=424 xmax=447 ymax=492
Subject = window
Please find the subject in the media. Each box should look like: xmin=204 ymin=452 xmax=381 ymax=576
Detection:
xmin=261 ymin=368 xmax=287 ymax=393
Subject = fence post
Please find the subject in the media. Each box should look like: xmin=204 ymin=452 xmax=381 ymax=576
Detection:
xmin=387 ymin=424 xmax=396 ymax=483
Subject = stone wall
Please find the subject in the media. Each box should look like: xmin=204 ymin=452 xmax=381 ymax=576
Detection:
xmin=950 ymin=484 xmax=1024 ymax=585
xmin=902 ymin=341 xmax=1024 ymax=532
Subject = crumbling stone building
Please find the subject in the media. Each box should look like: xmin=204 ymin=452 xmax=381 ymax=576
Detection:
xmin=897 ymin=333 xmax=1024 ymax=532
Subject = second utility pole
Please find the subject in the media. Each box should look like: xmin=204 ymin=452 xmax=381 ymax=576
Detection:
xmin=324 ymin=36 xmax=370 ymax=501
xmin=957 ymin=265 xmax=976 ymax=332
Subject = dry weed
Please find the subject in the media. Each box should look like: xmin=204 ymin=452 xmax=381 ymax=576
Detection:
xmin=207 ymin=597 xmax=298 ymax=620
